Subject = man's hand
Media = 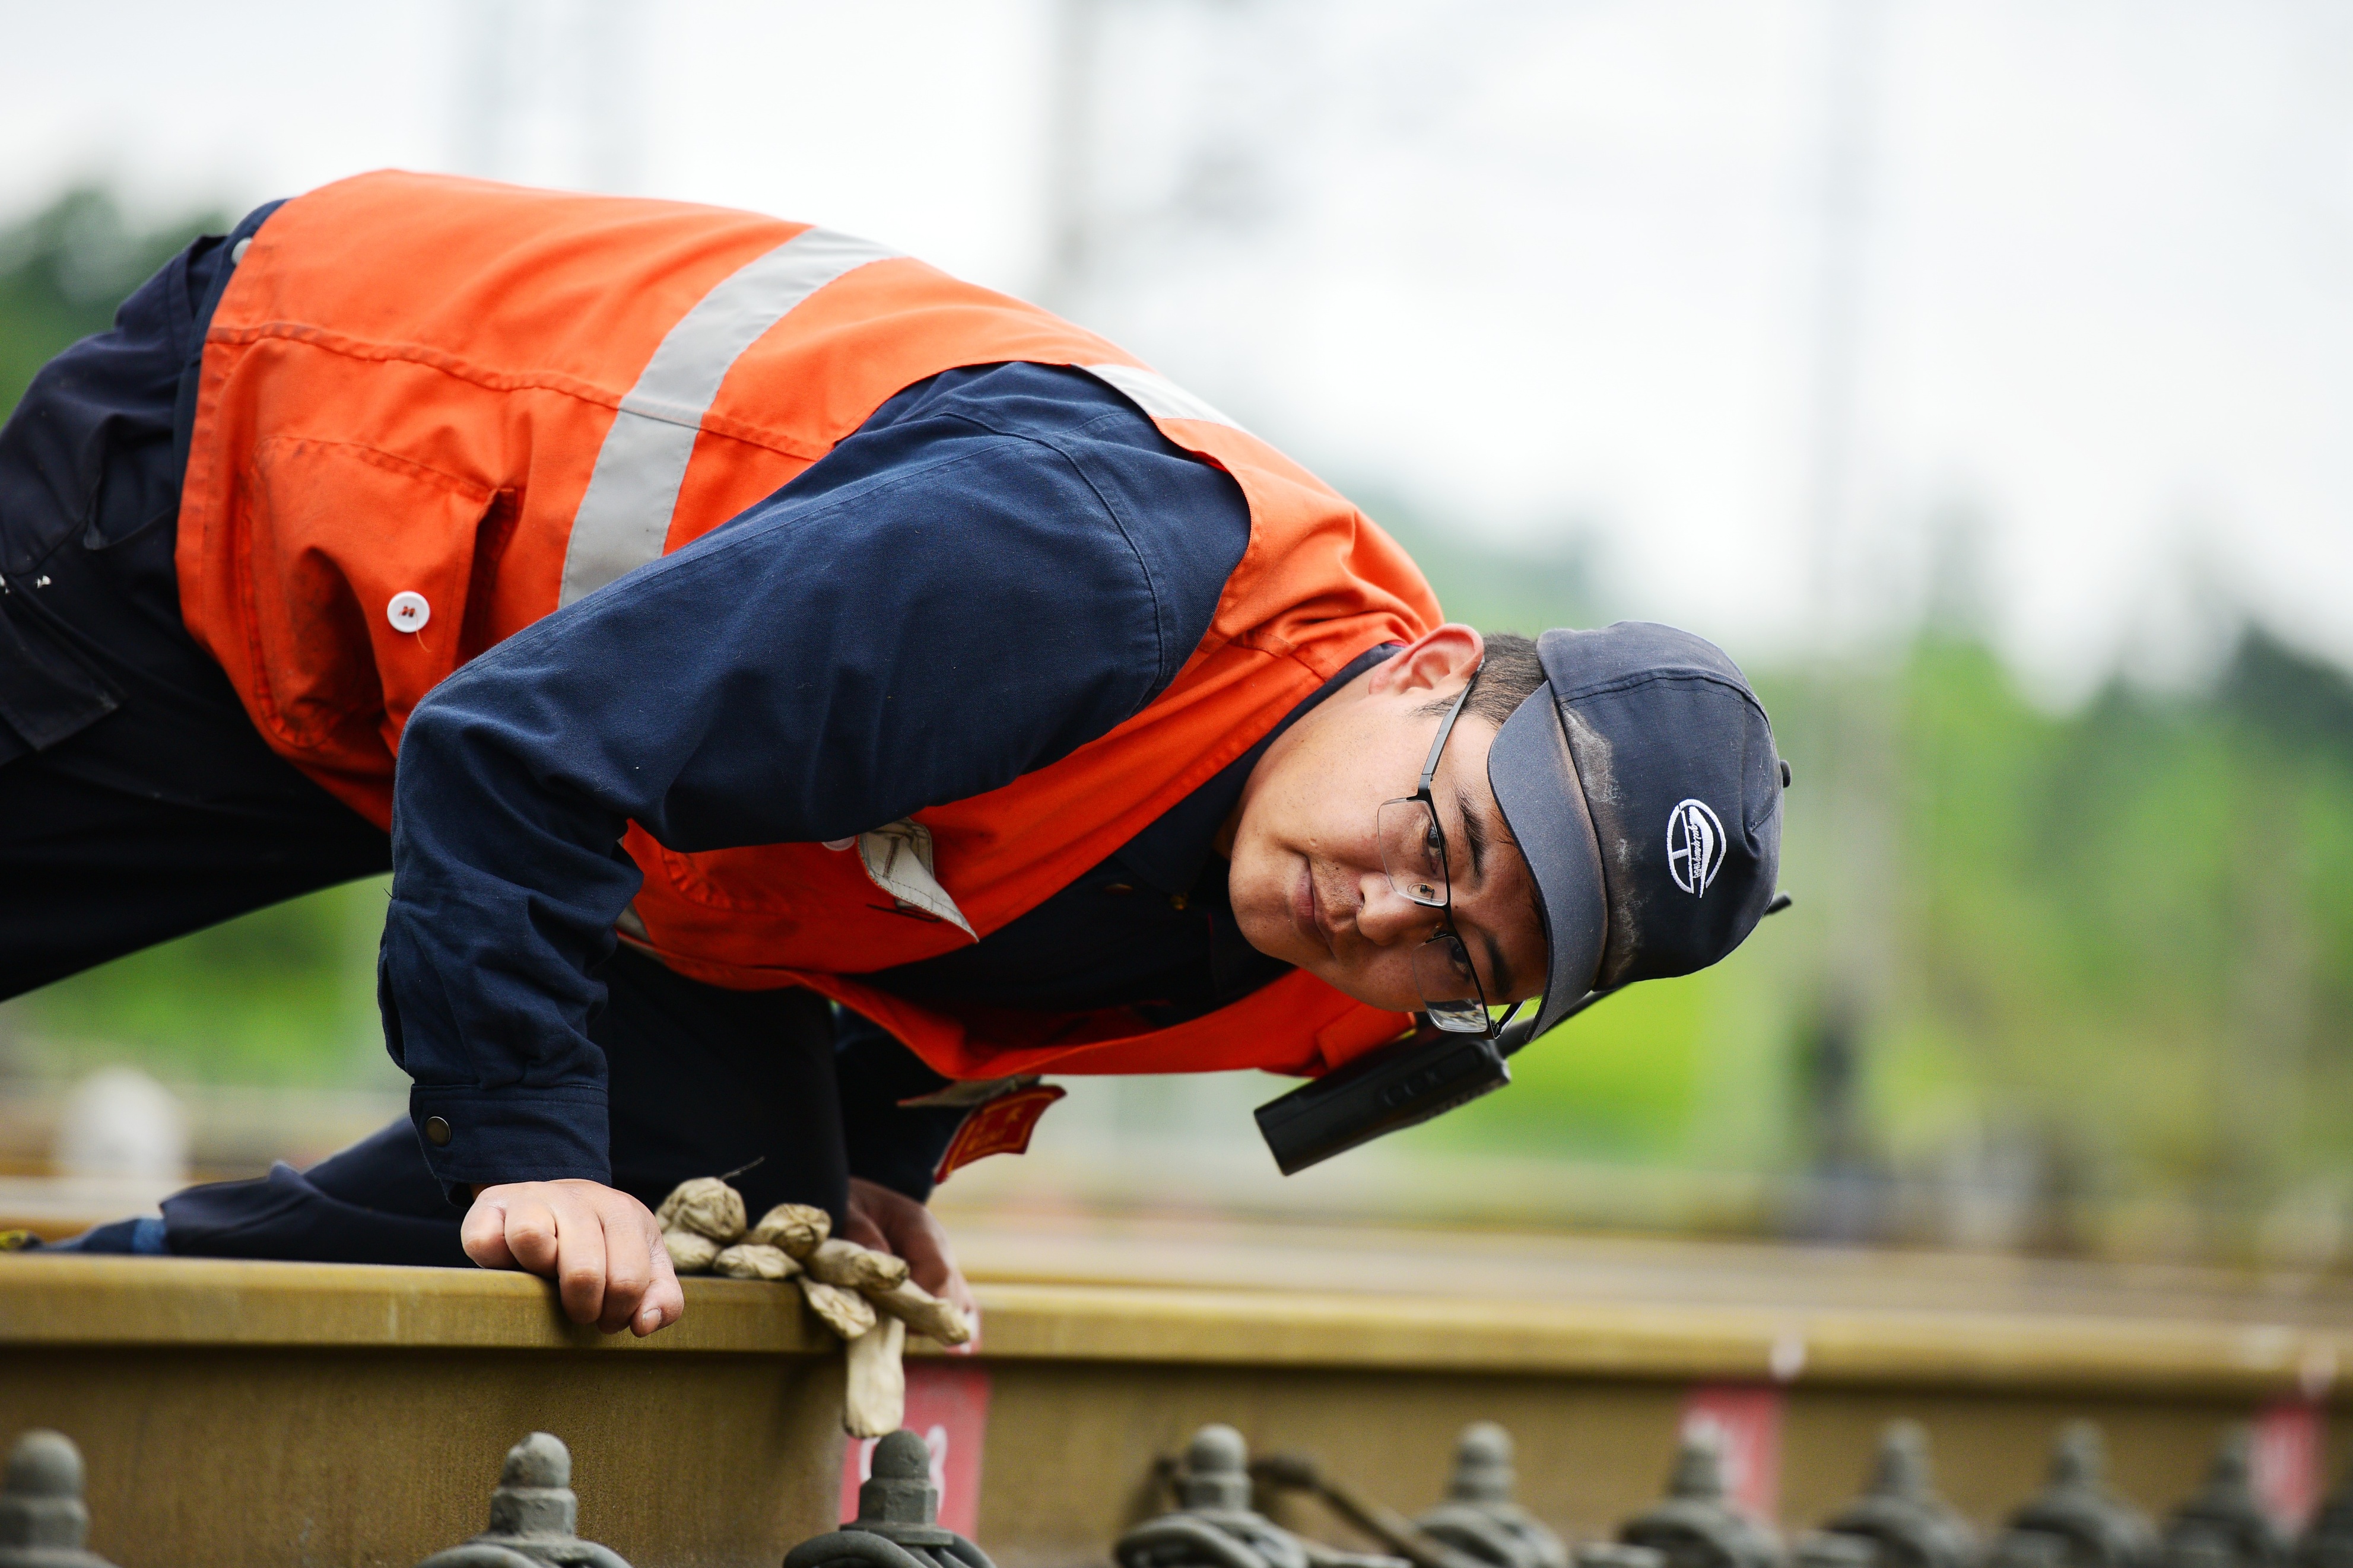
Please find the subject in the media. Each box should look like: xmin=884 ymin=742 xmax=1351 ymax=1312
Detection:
xmin=462 ymin=1178 xmax=685 ymax=1337
xmin=842 ymin=1176 xmax=980 ymax=1351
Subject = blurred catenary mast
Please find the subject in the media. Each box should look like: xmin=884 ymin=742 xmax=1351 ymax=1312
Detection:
xmin=453 ymin=0 xmax=644 ymax=195
xmin=1790 ymin=0 xmax=1895 ymax=1242
xmin=1041 ymin=0 xmax=1108 ymax=313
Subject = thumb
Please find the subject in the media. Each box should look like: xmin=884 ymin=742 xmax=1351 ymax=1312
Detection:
xmin=636 ymin=1229 xmax=684 ymax=1337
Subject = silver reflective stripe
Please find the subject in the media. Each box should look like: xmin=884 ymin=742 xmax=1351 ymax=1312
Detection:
xmin=558 ymin=228 xmax=900 ymax=607
xmin=1081 ymin=362 xmax=1242 ymax=431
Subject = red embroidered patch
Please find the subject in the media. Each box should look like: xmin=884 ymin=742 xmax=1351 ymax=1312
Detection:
xmin=933 ymin=1084 xmax=1067 ymax=1184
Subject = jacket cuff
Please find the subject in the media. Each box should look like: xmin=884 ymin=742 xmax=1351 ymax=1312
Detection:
xmin=407 ymin=1086 xmax=611 ymax=1204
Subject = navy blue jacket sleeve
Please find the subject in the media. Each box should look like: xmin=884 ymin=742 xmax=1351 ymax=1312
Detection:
xmin=378 ymin=364 xmax=1249 ymax=1194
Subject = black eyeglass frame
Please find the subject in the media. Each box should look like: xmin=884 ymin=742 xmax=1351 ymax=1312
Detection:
xmin=1376 ymin=662 xmax=1526 ymax=1040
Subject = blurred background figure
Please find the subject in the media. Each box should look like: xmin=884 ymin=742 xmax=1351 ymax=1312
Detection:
xmin=3 ymin=0 xmax=2351 ymax=1272
xmin=54 ymin=1067 xmax=186 ymax=1184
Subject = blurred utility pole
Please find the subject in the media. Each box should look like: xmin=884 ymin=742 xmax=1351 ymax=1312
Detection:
xmin=1040 ymin=0 xmax=1107 ymax=312
xmin=1792 ymin=0 xmax=1897 ymax=1239
xmin=1800 ymin=0 xmax=1881 ymax=629
xmin=1038 ymin=0 xmax=1282 ymax=320
xmin=452 ymin=0 xmax=644 ymax=194
xmin=452 ymin=0 xmax=517 ymax=182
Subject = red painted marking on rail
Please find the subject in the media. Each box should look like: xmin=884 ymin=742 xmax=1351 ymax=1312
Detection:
xmin=2253 ymin=1398 xmax=2327 ymax=1529
xmin=1683 ymin=1382 xmax=1785 ymax=1524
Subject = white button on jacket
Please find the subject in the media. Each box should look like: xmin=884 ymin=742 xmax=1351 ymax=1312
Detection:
xmin=386 ymin=591 xmax=431 ymax=634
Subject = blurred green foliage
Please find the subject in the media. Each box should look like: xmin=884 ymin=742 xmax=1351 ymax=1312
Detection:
xmin=0 ymin=186 xmax=225 ymax=411
xmin=1411 ymin=578 xmax=2353 ymax=1249
xmin=13 ymin=881 xmax=393 ymax=1086
xmin=4 ymin=186 xmax=2351 ymax=1252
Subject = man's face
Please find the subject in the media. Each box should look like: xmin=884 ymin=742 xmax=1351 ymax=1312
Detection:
xmin=1224 ymin=625 xmax=1549 ymax=1016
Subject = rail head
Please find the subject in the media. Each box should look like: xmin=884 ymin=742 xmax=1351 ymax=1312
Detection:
xmin=958 ymin=1283 xmax=2351 ymax=1401
xmin=1 ymin=1257 xmax=2345 ymax=1401
xmin=0 ymin=1255 xmax=828 ymax=1354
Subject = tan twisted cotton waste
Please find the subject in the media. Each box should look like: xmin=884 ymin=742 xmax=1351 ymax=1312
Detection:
xmin=801 ymin=1278 xmax=877 ymax=1337
xmin=655 ymin=1179 xmax=969 ymax=1436
xmin=655 ymin=1176 xmax=746 ymax=1242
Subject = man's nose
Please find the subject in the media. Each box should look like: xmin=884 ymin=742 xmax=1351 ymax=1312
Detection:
xmin=1354 ymin=872 xmax=1444 ymax=947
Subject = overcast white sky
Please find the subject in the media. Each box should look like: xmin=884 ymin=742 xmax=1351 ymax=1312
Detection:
xmin=6 ymin=0 xmax=2349 ymax=695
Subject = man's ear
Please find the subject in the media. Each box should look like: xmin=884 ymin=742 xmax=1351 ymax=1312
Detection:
xmin=1366 ymin=624 xmax=1486 ymax=698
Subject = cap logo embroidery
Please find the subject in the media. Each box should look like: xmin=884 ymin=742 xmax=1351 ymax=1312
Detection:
xmin=1666 ymin=798 xmax=1726 ymax=896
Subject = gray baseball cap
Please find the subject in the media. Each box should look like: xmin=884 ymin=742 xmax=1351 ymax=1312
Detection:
xmin=1487 ymin=623 xmax=1786 ymax=1039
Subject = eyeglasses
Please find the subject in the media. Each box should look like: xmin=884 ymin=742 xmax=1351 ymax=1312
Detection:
xmin=1374 ymin=664 xmax=1520 ymax=1038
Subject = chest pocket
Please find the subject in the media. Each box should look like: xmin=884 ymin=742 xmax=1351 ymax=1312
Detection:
xmin=234 ymin=436 xmax=496 ymax=775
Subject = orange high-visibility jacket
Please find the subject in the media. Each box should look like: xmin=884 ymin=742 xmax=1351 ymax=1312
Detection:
xmin=177 ymin=171 xmax=1435 ymax=1081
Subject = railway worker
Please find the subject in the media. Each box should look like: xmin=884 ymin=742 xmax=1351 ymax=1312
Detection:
xmin=2 ymin=174 xmax=1785 ymax=1337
